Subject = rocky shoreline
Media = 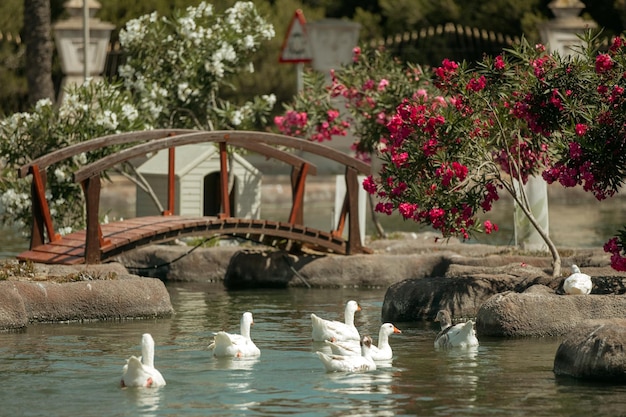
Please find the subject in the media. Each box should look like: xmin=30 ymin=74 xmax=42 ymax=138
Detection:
xmin=3 ymin=233 xmax=626 ymax=381
xmin=0 ymin=262 xmax=173 ymax=331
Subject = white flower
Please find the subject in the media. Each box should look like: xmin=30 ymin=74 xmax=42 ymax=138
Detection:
xmin=177 ymin=83 xmax=195 ymax=102
xmin=95 ymin=110 xmax=119 ymax=130
xmin=121 ymin=104 xmax=138 ymax=122
xmin=263 ymin=94 xmax=276 ymax=107
xmin=231 ymin=109 xmax=243 ymax=126
xmin=58 ymin=226 xmax=73 ymax=236
xmin=243 ymin=35 xmax=255 ymax=49
xmin=54 ymin=168 xmax=66 ymax=182
xmin=35 ymin=98 xmax=53 ymax=112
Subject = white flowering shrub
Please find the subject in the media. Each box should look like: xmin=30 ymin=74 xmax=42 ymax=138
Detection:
xmin=0 ymin=1 xmax=276 ymax=237
xmin=0 ymin=81 xmax=147 ymax=234
xmin=118 ymin=1 xmax=276 ymax=129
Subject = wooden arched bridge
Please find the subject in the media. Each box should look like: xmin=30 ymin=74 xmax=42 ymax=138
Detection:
xmin=16 ymin=130 xmax=372 ymax=265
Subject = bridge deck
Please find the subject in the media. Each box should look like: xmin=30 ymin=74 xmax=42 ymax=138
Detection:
xmin=16 ymin=216 xmax=357 ymax=265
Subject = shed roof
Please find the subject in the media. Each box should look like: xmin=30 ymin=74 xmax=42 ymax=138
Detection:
xmin=137 ymin=143 xmax=259 ymax=177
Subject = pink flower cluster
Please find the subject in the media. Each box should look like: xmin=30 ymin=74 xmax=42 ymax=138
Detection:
xmin=494 ymin=139 xmax=548 ymax=184
xmin=433 ymin=58 xmax=459 ymax=90
xmin=604 ymin=237 xmax=626 ymax=271
xmin=274 ymin=110 xmax=308 ymax=136
xmin=273 ymin=109 xmax=349 ymax=143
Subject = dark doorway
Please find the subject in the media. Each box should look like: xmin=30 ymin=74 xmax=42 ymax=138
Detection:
xmin=203 ymin=172 xmax=237 ymax=216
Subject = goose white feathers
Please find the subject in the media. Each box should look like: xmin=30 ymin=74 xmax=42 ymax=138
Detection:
xmin=208 ymin=311 xmax=260 ymax=358
xmin=326 ymin=322 xmax=401 ymax=361
xmin=316 ymin=335 xmax=376 ymax=372
xmin=434 ymin=310 xmax=479 ymax=349
xmin=121 ymin=333 xmax=166 ymax=388
xmin=311 ymin=300 xmax=361 ymax=342
xmin=563 ymin=264 xmax=592 ymax=295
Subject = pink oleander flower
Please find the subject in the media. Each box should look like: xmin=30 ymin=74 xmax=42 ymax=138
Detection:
xmin=362 ymin=176 xmax=377 ymax=194
xmin=569 ymin=141 xmax=583 ymax=159
xmin=483 ymin=220 xmax=498 ymax=234
xmin=595 ymin=53 xmax=614 ymax=74
xmin=466 ymin=75 xmax=486 ymax=92
xmin=609 ymin=36 xmax=624 ymax=53
xmin=494 ymin=55 xmax=505 ymax=70
xmin=391 ymin=151 xmax=409 ymax=168
xmin=352 ymin=46 xmax=361 ymax=62
xmin=398 ymin=202 xmax=418 ymax=219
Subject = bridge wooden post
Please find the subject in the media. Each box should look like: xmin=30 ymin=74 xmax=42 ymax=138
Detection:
xmin=29 ymin=166 xmax=46 ymax=249
xmin=82 ymin=176 xmax=103 ymax=264
xmin=218 ymin=142 xmax=231 ymax=218
xmin=345 ymin=167 xmax=364 ymax=254
xmin=288 ymin=163 xmax=310 ymax=224
xmin=29 ymin=165 xmax=61 ymax=248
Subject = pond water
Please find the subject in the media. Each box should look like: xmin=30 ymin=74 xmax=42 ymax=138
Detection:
xmin=1 ymin=181 xmax=625 ymax=416
xmin=0 ymin=284 xmax=625 ymax=417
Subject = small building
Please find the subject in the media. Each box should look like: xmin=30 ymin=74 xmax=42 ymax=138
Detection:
xmin=135 ymin=143 xmax=261 ymax=218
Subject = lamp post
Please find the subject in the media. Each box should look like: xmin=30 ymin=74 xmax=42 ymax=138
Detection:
xmin=512 ymin=1 xmax=597 ymax=251
xmin=53 ymin=0 xmax=114 ymax=102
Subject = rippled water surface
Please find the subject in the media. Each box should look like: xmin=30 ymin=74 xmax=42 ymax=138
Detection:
xmin=0 ymin=284 xmax=625 ymax=417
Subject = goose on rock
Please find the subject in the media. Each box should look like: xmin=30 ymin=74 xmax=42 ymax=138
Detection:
xmin=121 ymin=333 xmax=166 ymax=388
xmin=563 ymin=264 xmax=592 ymax=295
xmin=316 ymin=335 xmax=376 ymax=373
xmin=326 ymin=322 xmax=401 ymax=361
xmin=434 ymin=310 xmax=479 ymax=349
xmin=209 ymin=311 xmax=260 ymax=358
xmin=311 ymin=300 xmax=361 ymax=342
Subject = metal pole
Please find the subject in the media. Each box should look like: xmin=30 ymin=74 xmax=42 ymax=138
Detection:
xmin=83 ymin=0 xmax=89 ymax=81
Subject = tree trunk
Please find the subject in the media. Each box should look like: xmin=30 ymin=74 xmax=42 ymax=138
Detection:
xmin=24 ymin=0 xmax=55 ymax=105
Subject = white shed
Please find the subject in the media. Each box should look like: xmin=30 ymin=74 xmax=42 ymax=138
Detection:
xmin=135 ymin=143 xmax=261 ymax=218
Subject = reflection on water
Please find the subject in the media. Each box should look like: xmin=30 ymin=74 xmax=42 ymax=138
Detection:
xmin=122 ymin=387 xmax=164 ymax=417
xmin=0 ymin=284 xmax=624 ymax=416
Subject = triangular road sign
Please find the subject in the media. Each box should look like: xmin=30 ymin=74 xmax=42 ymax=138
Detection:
xmin=279 ymin=9 xmax=313 ymax=63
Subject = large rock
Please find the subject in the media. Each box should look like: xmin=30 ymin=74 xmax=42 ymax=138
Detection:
xmin=223 ymin=249 xmax=451 ymax=289
xmin=115 ymin=244 xmax=241 ymax=282
xmin=0 ymin=284 xmax=28 ymax=330
xmin=0 ymin=270 xmax=174 ymax=330
xmin=477 ymin=286 xmax=626 ymax=337
xmin=553 ymin=319 xmax=626 ymax=381
xmin=381 ymin=263 xmax=553 ymax=321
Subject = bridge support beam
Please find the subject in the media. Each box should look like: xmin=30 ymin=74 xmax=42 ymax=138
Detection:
xmin=28 ymin=165 xmax=61 ymax=249
xmin=289 ymin=163 xmax=310 ymax=224
xmin=82 ymin=176 xmax=103 ymax=264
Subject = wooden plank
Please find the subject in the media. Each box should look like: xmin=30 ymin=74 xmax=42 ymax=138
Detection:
xmin=17 ymin=213 xmax=371 ymax=265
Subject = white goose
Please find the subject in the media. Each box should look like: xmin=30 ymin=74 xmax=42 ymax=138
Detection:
xmin=326 ymin=322 xmax=402 ymax=361
xmin=316 ymin=335 xmax=376 ymax=373
xmin=311 ymin=300 xmax=361 ymax=342
xmin=209 ymin=311 xmax=260 ymax=358
xmin=563 ymin=264 xmax=592 ymax=295
xmin=121 ymin=333 xmax=166 ymax=388
xmin=434 ymin=310 xmax=479 ymax=349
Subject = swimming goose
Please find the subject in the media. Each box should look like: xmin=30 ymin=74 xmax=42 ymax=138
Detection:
xmin=311 ymin=300 xmax=361 ymax=342
xmin=326 ymin=322 xmax=401 ymax=361
xmin=434 ymin=310 xmax=479 ymax=349
xmin=316 ymin=335 xmax=376 ymax=372
xmin=563 ymin=264 xmax=592 ymax=295
xmin=121 ymin=333 xmax=166 ymax=388
xmin=209 ymin=311 xmax=261 ymax=358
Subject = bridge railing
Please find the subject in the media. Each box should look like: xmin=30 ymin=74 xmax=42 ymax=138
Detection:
xmin=18 ymin=129 xmax=196 ymax=250
xmin=19 ymin=130 xmax=371 ymax=263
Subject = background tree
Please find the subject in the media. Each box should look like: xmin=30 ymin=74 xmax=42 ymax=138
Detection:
xmin=23 ymin=0 xmax=55 ymax=104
